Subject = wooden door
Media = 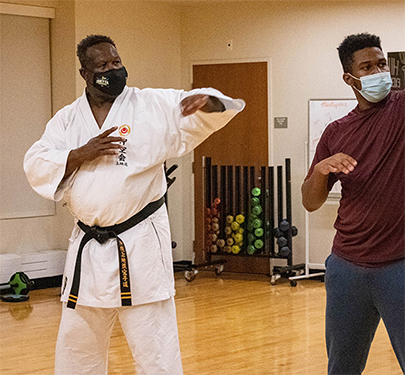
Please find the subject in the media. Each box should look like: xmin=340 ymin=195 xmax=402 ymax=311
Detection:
xmin=193 ymin=62 xmax=271 ymax=274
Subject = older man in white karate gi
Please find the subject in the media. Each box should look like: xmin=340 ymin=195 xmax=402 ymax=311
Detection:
xmin=24 ymin=34 xmax=245 ymax=375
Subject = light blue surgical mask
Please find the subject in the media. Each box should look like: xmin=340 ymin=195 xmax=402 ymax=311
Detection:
xmin=348 ymin=71 xmax=392 ymax=103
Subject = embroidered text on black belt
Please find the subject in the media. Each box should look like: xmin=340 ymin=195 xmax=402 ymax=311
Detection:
xmin=67 ymin=197 xmax=165 ymax=309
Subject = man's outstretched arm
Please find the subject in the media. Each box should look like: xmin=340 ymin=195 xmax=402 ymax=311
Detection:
xmin=181 ymin=95 xmax=225 ymax=116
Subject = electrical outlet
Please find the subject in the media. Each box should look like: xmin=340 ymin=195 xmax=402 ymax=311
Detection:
xmin=227 ymin=40 xmax=233 ymax=51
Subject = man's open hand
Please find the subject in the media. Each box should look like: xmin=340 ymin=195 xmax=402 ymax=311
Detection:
xmin=63 ymin=127 xmax=124 ymax=178
xmin=78 ymin=127 xmax=124 ymax=162
xmin=315 ymin=153 xmax=357 ymax=175
xmin=181 ymin=95 xmax=225 ymax=116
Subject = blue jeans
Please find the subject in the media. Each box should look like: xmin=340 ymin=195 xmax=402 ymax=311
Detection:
xmin=325 ymin=253 xmax=405 ymax=375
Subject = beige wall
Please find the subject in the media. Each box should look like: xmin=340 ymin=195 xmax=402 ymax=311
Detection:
xmin=0 ymin=0 xmax=76 ymax=254
xmin=180 ymin=0 xmax=405 ymax=265
xmin=74 ymin=0 xmax=182 ymax=95
xmin=1 ymin=0 xmax=404 ymax=266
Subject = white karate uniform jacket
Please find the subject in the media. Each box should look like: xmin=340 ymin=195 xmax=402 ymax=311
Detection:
xmin=24 ymin=86 xmax=245 ymax=308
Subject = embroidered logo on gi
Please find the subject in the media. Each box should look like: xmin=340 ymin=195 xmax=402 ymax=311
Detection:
xmin=116 ymin=135 xmax=128 ymax=167
xmin=119 ymin=124 xmax=131 ymax=137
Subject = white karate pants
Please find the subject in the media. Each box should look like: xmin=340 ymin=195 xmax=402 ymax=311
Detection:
xmin=54 ymin=297 xmax=183 ymax=375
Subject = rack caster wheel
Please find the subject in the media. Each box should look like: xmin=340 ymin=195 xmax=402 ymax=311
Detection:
xmin=184 ymin=269 xmax=197 ymax=282
xmin=321 ymin=275 xmax=325 ymax=283
xmin=215 ymin=265 xmax=224 ymax=275
xmin=290 ymin=280 xmax=297 ymax=287
xmin=270 ymin=274 xmax=281 ymax=285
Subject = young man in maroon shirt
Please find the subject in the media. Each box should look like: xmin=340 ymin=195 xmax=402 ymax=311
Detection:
xmin=302 ymin=33 xmax=404 ymax=374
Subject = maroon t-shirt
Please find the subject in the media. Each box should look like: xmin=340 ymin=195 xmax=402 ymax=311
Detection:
xmin=308 ymin=90 xmax=405 ymax=267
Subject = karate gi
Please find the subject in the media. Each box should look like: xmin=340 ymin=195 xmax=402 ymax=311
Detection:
xmin=24 ymin=86 xmax=245 ymax=374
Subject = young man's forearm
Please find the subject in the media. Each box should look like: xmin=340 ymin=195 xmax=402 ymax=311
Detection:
xmin=301 ymin=170 xmax=330 ymax=212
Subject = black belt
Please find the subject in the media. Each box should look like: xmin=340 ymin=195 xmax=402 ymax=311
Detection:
xmin=67 ymin=196 xmax=165 ymax=309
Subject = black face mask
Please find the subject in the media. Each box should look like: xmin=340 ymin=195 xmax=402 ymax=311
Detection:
xmin=91 ymin=66 xmax=128 ymax=97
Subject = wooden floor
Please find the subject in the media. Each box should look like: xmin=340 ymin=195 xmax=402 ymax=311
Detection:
xmin=0 ymin=272 xmax=401 ymax=375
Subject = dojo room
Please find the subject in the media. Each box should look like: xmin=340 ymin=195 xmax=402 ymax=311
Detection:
xmin=0 ymin=0 xmax=404 ymax=374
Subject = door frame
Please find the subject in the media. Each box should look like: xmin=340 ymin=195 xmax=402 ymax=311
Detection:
xmin=189 ymin=58 xmax=274 ymax=261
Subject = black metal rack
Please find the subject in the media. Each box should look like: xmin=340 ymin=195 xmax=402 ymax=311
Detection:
xmin=183 ymin=157 xmax=304 ymax=285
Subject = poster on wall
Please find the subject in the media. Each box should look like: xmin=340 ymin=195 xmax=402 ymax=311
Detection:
xmin=388 ymin=52 xmax=405 ymax=90
xmin=308 ymin=99 xmax=358 ymax=199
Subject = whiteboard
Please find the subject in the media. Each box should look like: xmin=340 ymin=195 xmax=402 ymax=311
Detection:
xmin=308 ymin=99 xmax=357 ymax=198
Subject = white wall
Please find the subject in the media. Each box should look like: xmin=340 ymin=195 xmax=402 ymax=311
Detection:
xmin=179 ymin=0 xmax=405 ymax=265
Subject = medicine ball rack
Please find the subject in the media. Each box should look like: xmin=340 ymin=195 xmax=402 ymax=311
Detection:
xmin=184 ymin=157 xmax=305 ymax=286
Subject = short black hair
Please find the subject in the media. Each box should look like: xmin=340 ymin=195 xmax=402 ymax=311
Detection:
xmin=77 ymin=34 xmax=116 ymax=68
xmin=337 ymin=33 xmax=382 ymax=73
